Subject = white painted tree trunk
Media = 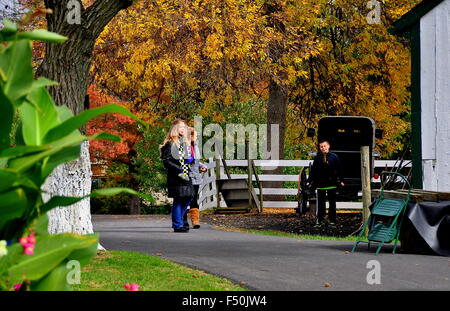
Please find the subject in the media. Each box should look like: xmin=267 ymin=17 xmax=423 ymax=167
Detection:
xmin=43 ymin=142 xmax=105 ymax=250
xmin=43 ymin=141 xmax=94 ymax=235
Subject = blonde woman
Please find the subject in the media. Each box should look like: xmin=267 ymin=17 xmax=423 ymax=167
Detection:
xmin=160 ymin=119 xmax=194 ymax=232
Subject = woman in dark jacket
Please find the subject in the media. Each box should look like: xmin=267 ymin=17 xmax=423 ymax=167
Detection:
xmin=160 ymin=119 xmax=195 ymax=232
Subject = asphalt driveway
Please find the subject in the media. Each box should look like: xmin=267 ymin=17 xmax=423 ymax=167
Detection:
xmin=93 ymin=215 xmax=450 ymax=291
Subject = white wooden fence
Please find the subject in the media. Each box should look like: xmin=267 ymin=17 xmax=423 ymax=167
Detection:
xmin=197 ymin=159 xmax=411 ymax=211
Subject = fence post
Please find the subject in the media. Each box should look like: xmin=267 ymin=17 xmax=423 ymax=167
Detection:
xmin=259 ymin=174 xmax=263 ymax=213
xmin=248 ymin=157 xmax=253 ymax=211
xmin=360 ymin=146 xmax=371 ymax=236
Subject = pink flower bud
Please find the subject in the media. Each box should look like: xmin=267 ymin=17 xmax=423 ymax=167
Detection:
xmin=13 ymin=283 xmax=22 ymax=291
xmin=28 ymin=236 xmax=36 ymax=245
xmin=124 ymin=283 xmax=139 ymax=291
xmin=19 ymin=237 xmax=27 ymax=246
xmin=20 ymin=233 xmax=36 ymax=255
xmin=23 ymin=247 xmax=34 ymax=255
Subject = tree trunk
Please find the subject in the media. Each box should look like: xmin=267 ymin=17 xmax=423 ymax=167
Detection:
xmin=261 ymin=2 xmax=289 ymax=202
xmin=44 ymin=141 xmax=93 ymax=234
xmin=39 ymin=0 xmax=133 ymax=235
xmin=128 ymin=155 xmax=141 ymax=215
xmin=129 ymin=194 xmax=141 ymax=215
xmin=263 ymin=78 xmax=288 ymax=201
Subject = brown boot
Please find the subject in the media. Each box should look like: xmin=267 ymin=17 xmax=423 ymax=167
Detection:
xmin=190 ymin=208 xmax=200 ymax=229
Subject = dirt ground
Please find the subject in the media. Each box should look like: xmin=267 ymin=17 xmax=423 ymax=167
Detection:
xmin=200 ymin=208 xmax=363 ymax=237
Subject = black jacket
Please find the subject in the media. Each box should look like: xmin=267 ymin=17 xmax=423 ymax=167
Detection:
xmin=308 ymin=152 xmax=344 ymax=189
xmin=160 ymin=140 xmax=194 ymax=198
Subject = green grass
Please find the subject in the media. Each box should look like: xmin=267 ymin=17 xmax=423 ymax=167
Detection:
xmin=72 ymin=250 xmax=247 ymax=291
xmin=214 ymin=226 xmax=366 ymax=242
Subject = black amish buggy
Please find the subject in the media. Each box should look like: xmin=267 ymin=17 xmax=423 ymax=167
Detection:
xmin=297 ymin=116 xmax=382 ymax=214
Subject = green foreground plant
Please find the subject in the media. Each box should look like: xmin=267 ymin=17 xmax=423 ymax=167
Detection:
xmin=0 ymin=20 xmax=153 ymax=291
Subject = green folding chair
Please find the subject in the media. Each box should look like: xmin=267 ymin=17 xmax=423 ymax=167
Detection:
xmin=352 ymin=172 xmax=411 ymax=255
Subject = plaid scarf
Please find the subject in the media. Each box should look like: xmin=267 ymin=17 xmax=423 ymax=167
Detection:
xmin=178 ymin=139 xmax=189 ymax=177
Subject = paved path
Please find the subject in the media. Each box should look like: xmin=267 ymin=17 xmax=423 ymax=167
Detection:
xmin=93 ymin=215 xmax=450 ymax=291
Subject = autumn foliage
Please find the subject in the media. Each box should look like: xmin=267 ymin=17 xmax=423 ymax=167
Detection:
xmin=17 ymin=0 xmax=424 ymax=214
xmin=86 ymin=84 xmax=141 ymax=165
xmin=92 ymin=0 xmax=421 ymax=158
xmin=21 ymin=0 xmax=422 ymax=162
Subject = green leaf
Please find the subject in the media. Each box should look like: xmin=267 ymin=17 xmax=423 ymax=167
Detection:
xmin=0 ymin=188 xmax=28 ymax=230
xmin=0 ymin=40 xmax=9 ymax=80
xmin=7 ymin=234 xmax=98 ymax=281
xmin=30 ymin=77 xmax=59 ymax=94
xmin=8 ymin=131 xmax=121 ymax=174
xmin=29 ymin=263 xmax=71 ymax=291
xmin=40 ymin=133 xmax=120 ymax=181
xmin=3 ymin=40 xmax=33 ymax=103
xmin=0 ymin=19 xmax=18 ymax=37
xmin=17 ymin=29 xmax=68 ymax=43
xmin=44 ymin=104 xmax=147 ymax=143
xmin=19 ymin=87 xmax=59 ymax=145
xmin=56 ymin=106 xmax=74 ymax=123
xmin=0 ymin=87 xmax=14 ymax=151
xmin=0 ymin=243 xmax=21 ymax=281
xmin=0 ymin=169 xmax=39 ymax=192
xmin=30 ymin=239 xmax=98 ymax=290
xmin=40 ymin=196 xmax=83 ymax=212
xmin=13 ymin=119 xmax=25 ymax=146
xmin=40 ymin=187 xmax=154 ymax=214
xmin=93 ymin=132 xmax=122 ymax=142
xmin=67 ymin=239 xmax=98 ymax=267
xmin=0 ymin=145 xmax=50 ymax=160
xmin=8 ymin=131 xmax=85 ymax=172
xmin=0 ymin=169 xmax=16 ymax=192
xmin=33 ymin=213 xmax=49 ymax=236
xmin=40 ymin=145 xmax=81 ymax=180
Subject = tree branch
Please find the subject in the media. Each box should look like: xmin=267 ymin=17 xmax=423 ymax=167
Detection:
xmin=83 ymin=0 xmax=133 ymax=37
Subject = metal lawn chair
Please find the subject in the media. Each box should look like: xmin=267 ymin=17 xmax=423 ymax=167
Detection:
xmin=352 ymin=171 xmax=411 ymax=255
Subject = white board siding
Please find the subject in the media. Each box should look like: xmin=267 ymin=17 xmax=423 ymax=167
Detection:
xmin=420 ymin=9 xmax=437 ymax=161
xmin=435 ymin=0 xmax=450 ymax=192
xmin=420 ymin=0 xmax=450 ymax=191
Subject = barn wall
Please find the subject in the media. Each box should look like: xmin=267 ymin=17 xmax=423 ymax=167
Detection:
xmin=420 ymin=0 xmax=450 ymax=191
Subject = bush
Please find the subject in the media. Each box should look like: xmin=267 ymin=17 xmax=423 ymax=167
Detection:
xmin=133 ymin=122 xmax=169 ymax=194
xmin=90 ymin=121 xmax=170 ymax=215
xmin=91 ymin=162 xmax=131 ymax=214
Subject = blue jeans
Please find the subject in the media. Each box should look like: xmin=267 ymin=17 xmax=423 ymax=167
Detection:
xmin=171 ymin=197 xmax=192 ymax=229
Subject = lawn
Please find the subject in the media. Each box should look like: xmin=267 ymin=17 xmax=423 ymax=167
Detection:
xmin=72 ymin=250 xmax=247 ymax=291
